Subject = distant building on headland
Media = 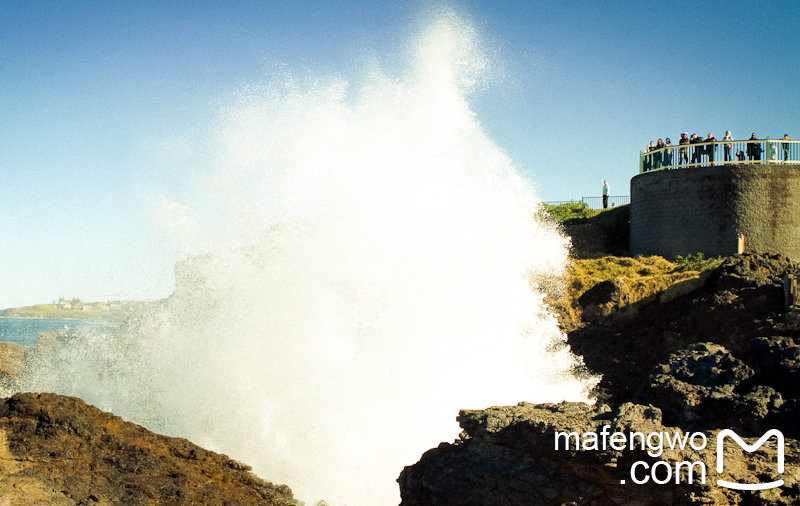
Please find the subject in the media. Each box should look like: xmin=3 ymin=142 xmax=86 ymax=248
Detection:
xmin=55 ymin=298 xmax=145 ymax=313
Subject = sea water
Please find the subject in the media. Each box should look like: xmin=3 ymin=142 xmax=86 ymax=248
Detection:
xmin=0 ymin=317 xmax=98 ymax=346
xmin=21 ymin=10 xmax=596 ymax=506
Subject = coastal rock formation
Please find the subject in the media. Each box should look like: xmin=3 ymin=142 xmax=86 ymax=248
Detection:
xmin=0 ymin=342 xmax=26 ymax=380
xmin=569 ymin=254 xmax=798 ymax=405
xmin=0 ymin=341 xmax=26 ymax=395
xmin=399 ymin=401 xmax=799 ymax=505
xmin=0 ymin=392 xmax=300 ymax=506
xmin=639 ymin=342 xmax=789 ymax=434
xmin=399 ymin=254 xmax=800 ymax=505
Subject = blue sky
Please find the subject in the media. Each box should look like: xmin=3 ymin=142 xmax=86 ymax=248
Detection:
xmin=1 ymin=0 xmax=798 ymax=309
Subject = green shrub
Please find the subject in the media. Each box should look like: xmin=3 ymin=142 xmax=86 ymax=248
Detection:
xmin=542 ymin=202 xmax=600 ymax=223
xmin=672 ymin=253 xmax=724 ymax=272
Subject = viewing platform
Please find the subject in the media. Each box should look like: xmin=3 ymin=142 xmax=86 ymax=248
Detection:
xmin=639 ymin=138 xmax=800 ymax=174
xmin=630 ymin=161 xmax=800 ymax=260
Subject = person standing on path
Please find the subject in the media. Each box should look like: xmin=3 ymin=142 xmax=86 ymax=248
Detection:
xmin=602 ymin=180 xmax=610 ymax=209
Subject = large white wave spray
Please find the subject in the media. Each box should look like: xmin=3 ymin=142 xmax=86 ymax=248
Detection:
xmin=22 ymin=10 xmax=594 ymax=506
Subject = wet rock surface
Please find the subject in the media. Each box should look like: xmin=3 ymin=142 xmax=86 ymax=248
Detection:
xmin=0 ymin=392 xmax=300 ymax=506
xmin=399 ymin=254 xmax=800 ymax=505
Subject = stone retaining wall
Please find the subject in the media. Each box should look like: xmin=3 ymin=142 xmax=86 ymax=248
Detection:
xmin=630 ymin=164 xmax=800 ymax=258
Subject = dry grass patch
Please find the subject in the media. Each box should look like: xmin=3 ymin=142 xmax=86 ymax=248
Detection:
xmin=548 ymin=255 xmax=707 ymax=329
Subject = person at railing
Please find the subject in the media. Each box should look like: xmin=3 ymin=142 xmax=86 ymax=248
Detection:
xmin=747 ymin=133 xmax=763 ymax=161
xmin=643 ymin=142 xmax=654 ymax=171
xmin=706 ymin=133 xmax=717 ymax=163
xmin=654 ymin=139 xmax=664 ymax=169
xmin=782 ymin=134 xmax=791 ymax=161
xmin=765 ymin=137 xmax=776 ymax=161
xmin=602 ymin=180 xmax=610 ymax=209
xmin=690 ymin=134 xmax=703 ymax=164
xmin=649 ymin=141 xmax=658 ymax=171
xmin=723 ymin=131 xmax=733 ymax=161
xmin=679 ymin=133 xmax=689 ymax=165
xmin=663 ymin=138 xmax=673 ymax=167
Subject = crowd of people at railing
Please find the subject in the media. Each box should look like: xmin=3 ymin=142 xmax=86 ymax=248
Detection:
xmin=641 ymin=132 xmax=795 ymax=172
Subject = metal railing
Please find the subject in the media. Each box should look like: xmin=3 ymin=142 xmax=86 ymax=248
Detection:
xmin=544 ymin=196 xmax=630 ymax=210
xmin=639 ymin=138 xmax=800 ymax=174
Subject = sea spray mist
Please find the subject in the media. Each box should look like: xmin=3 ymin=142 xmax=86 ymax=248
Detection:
xmin=21 ymin=9 xmax=596 ymax=506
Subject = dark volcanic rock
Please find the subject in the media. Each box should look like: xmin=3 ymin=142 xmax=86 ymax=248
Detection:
xmin=0 ymin=392 xmax=300 ymax=506
xmin=578 ymin=278 xmax=629 ymax=307
xmin=750 ymin=335 xmax=800 ymax=396
xmin=637 ymin=342 xmax=787 ymax=434
xmin=568 ymin=254 xmax=800 ymax=405
xmin=399 ymin=254 xmax=800 ymax=505
xmin=578 ymin=278 xmax=630 ymax=322
xmin=399 ymin=401 xmax=800 ymax=505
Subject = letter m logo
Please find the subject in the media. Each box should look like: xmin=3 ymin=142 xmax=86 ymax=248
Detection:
xmin=716 ymin=429 xmax=784 ymax=490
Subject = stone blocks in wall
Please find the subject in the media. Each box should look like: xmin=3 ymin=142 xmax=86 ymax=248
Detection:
xmin=630 ymin=164 xmax=800 ymax=259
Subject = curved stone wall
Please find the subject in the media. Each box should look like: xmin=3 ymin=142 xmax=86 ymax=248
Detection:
xmin=630 ymin=164 xmax=800 ymax=259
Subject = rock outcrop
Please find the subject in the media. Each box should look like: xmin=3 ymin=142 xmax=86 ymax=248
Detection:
xmin=0 ymin=341 xmax=26 ymax=394
xmin=570 ymin=254 xmax=799 ymax=406
xmin=399 ymin=401 xmax=799 ymax=505
xmin=399 ymin=254 xmax=800 ymax=505
xmin=0 ymin=392 xmax=300 ymax=506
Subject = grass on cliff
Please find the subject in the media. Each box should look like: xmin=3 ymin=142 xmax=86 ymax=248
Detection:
xmin=541 ymin=202 xmax=602 ymax=222
xmin=548 ymin=255 xmax=715 ymax=330
xmin=568 ymin=255 xmax=703 ymax=297
xmin=540 ymin=203 xmax=724 ymax=327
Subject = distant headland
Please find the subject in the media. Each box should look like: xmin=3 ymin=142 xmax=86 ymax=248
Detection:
xmin=1 ymin=298 xmax=154 ymax=320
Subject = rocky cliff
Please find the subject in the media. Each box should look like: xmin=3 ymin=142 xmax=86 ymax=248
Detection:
xmin=0 ymin=392 xmax=300 ymax=506
xmin=399 ymin=254 xmax=800 ymax=505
